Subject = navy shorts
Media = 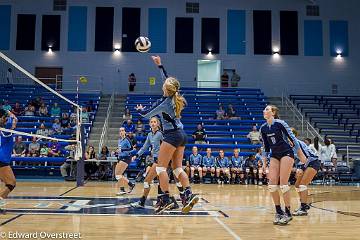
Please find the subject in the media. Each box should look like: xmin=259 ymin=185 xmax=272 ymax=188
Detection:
xmin=163 ymin=129 xmax=188 ymax=148
xmin=118 ymin=156 xmax=132 ymax=164
xmin=0 ymin=161 xmax=10 ymax=168
xmin=306 ymin=160 xmax=321 ymax=171
xmin=271 ymin=150 xmax=294 ymax=161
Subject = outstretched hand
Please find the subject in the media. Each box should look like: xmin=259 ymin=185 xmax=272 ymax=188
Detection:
xmin=135 ymin=104 xmax=145 ymax=111
xmin=151 ymin=55 xmax=162 ymax=66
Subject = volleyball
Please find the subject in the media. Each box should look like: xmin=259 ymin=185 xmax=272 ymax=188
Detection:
xmin=79 ymin=76 xmax=88 ymax=84
xmin=135 ymin=36 xmax=151 ymax=52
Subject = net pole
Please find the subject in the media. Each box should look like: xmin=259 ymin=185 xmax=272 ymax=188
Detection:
xmin=76 ymin=107 xmax=85 ymax=186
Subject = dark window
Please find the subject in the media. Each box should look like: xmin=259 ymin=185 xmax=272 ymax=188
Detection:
xmin=16 ymin=14 xmax=36 ymax=50
xmin=175 ymin=17 xmax=194 ymax=53
xmin=94 ymin=7 xmax=114 ymax=52
xmin=53 ymin=0 xmax=66 ymax=11
xmin=186 ymin=2 xmax=199 ymax=13
xmin=253 ymin=10 xmax=272 ymax=55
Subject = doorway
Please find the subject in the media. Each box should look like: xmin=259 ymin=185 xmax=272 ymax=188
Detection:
xmin=197 ymin=60 xmax=221 ymax=88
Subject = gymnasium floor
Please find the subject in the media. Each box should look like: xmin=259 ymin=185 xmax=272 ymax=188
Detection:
xmin=0 ymin=181 xmax=359 ymax=240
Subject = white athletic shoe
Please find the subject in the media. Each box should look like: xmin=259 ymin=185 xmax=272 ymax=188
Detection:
xmin=273 ymin=214 xmax=290 ymax=225
xmin=130 ymin=201 xmax=145 ymax=208
xmin=293 ymin=208 xmax=308 ymax=216
xmin=116 ymin=190 xmax=127 ymax=196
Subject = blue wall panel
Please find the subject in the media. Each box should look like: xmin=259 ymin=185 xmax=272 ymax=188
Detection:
xmin=68 ymin=6 xmax=87 ymax=51
xmin=148 ymin=8 xmax=167 ymax=53
xmin=304 ymin=20 xmax=323 ymax=56
xmin=0 ymin=5 xmax=11 ymax=50
xmin=227 ymin=10 xmax=246 ymax=54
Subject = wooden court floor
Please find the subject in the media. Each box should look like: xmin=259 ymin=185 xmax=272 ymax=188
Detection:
xmin=0 ymin=181 xmax=359 ymax=240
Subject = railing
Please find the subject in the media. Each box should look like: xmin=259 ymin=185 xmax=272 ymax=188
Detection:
xmin=98 ymin=93 xmax=114 ymax=154
xmin=345 ymin=145 xmax=360 ymax=166
xmin=55 ymin=74 xmax=103 ymax=93
xmin=282 ymin=93 xmax=324 ymax=142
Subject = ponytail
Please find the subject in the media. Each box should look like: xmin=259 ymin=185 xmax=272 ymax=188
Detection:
xmin=173 ymin=92 xmax=186 ymax=118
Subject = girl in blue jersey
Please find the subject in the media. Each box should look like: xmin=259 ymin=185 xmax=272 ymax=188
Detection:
xmin=291 ymin=128 xmax=320 ymax=216
xmin=215 ymin=150 xmax=231 ymax=184
xmin=115 ymin=127 xmax=136 ymax=195
xmin=0 ymin=109 xmax=18 ymax=203
xmin=135 ymin=56 xmax=198 ymax=214
xmin=189 ymin=146 xmax=203 ymax=183
xmin=230 ymin=148 xmax=243 ymax=184
xmin=202 ymin=148 xmax=216 ymax=183
xmin=260 ymin=105 xmax=306 ymax=225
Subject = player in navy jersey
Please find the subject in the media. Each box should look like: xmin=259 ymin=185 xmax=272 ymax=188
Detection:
xmin=260 ymin=105 xmax=306 ymax=225
xmin=0 ymin=109 xmax=18 ymax=204
xmin=215 ymin=150 xmax=231 ymax=184
xmin=135 ymin=56 xmax=198 ymax=214
xmin=189 ymin=146 xmax=203 ymax=183
xmin=201 ymin=148 xmax=216 ymax=183
xmin=291 ymin=128 xmax=320 ymax=216
xmin=230 ymin=148 xmax=243 ymax=184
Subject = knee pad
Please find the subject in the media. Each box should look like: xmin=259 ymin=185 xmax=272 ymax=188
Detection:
xmin=268 ymin=185 xmax=279 ymax=193
xmin=115 ymin=175 xmax=124 ymax=180
xmin=298 ymin=185 xmax=307 ymax=192
xmin=6 ymin=184 xmax=15 ymax=192
xmin=144 ymin=182 xmax=150 ymax=189
xmin=156 ymin=166 xmax=166 ymax=175
xmin=173 ymin=167 xmax=184 ymax=178
xmin=280 ymin=185 xmax=291 ymax=194
xmin=176 ymin=181 xmax=182 ymax=188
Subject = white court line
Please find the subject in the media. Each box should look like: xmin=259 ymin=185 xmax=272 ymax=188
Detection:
xmin=214 ymin=217 xmax=242 ymax=240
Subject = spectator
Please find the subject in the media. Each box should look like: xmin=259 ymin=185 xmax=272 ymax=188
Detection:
xmin=40 ymin=144 xmax=49 ymax=157
xmin=135 ymin=119 xmax=145 ymax=137
xmin=128 ymin=73 xmax=136 ymax=92
xmin=61 ymin=113 xmax=70 ymax=129
xmin=12 ymin=136 xmax=26 ymax=157
xmin=36 ymin=123 xmax=52 ymax=137
xmin=81 ymin=107 xmax=90 ymax=123
xmin=97 ymin=146 xmax=111 ymax=180
xmin=230 ymin=69 xmax=240 ymax=87
xmin=123 ymin=119 xmax=135 ymax=133
xmin=48 ymin=141 xmax=61 ymax=157
xmin=220 ymin=71 xmax=229 ymax=88
xmin=2 ymin=100 xmax=12 ymax=111
xmin=85 ymin=146 xmax=97 ymax=179
xmin=24 ymin=104 xmax=35 ymax=116
xmin=12 ymin=102 xmax=23 ymax=116
xmin=60 ymin=143 xmax=77 ymax=180
xmin=28 ymin=137 xmax=40 ymax=157
xmin=52 ymin=118 xmax=63 ymax=134
xmin=247 ymin=125 xmax=261 ymax=145
xmin=50 ymin=103 xmax=61 ymax=117
xmin=6 ymin=68 xmax=13 ymax=84
xmin=39 ymin=103 xmax=48 ymax=116
xmin=30 ymin=97 xmax=43 ymax=110
xmin=215 ymin=105 xmax=225 ymax=120
xmin=244 ymin=155 xmax=257 ymax=185
xmin=123 ymin=109 xmax=132 ymax=121
xmin=86 ymin=100 xmax=94 ymax=112
xmin=216 ymin=149 xmax=231 ymax=184
xmin=202 ymin=148 xmax=216 ymax=183
xmin=225 ymin=104 xmax=237 ymax=119
xmin=320 ymin=138 xmax=337 ymax=168
xmin=192 ymin=124 xmax=207 ymax=145
xmin=188 ymin=146 xmax=203 ymax=183
xmin=309 ymin=136 xmax=322 ymax=157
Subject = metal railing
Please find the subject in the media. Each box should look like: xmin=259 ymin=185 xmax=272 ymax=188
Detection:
xmin=98 ymin=93 xmax=115 ymax=154
xmin=281 ymin=93 xmax=324 ymax=142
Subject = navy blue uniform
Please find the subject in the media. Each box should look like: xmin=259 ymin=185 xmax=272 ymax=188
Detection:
xmin=137 ymin=65 xmax=187 ymax=148
xmin=260 ymin=119 xmax=299 ymax=160
xmin=294 ymin=139 xmax=321 ymax=171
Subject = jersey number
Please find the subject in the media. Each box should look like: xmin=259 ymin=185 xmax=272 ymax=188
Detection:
xmin=270 ymin=137 xmax=276 ymax=144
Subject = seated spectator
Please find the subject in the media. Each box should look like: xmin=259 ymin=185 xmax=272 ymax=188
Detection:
xmin=52 ymin=118 xmax=63 ymax=134
xmin=40 ymin=144 xmax=49 ymax=157
xmin=216 ymin=149 xmax=231 ymax=184
xmin=202 ymin=148 xmax=216 ymax=183
xmin=123 ymin=108 xmax=132 ymax=121
xmin=38 ymin=103 xmax=48 ymax=116
xmin=60 ymin=143 xmax=77 ymax=179
xmin=230 ymin=148 xmax=244 ymax=184
xmin=97 ymin=146 xmax=111 ymax=180
xmin=247 ymin=125 xmax=261 ymax=145
xmin=123 ymin=119 xmax=135 ymax=133
xmin=85 ymin=146 xmax=97 ymax=179
xmin=28 ymin=137 xmax=40 ymax=157
xmin=135 ymin=119 xmax=145 ymax=137
xmin=48 ymin=141 xmax=61 ymax=157
xmin=188 ymin=146 xmax=203 ymax=183
xmin=70 ymin=106 xmax=77 ymax=120
xmin=86 ymin=100 xmax=94 ymax=112
xmin=192 ymin=124 xmax=207 ymax=145
xmin=12 ymin=102 xmax=23 ymax=116
xmin=36 ymin=123 xmax=52 ymax=137
xmin=24 ymin=104 xmax=35 ymax=116
xmin=225 ymin=104 xmax=237 ymax=119
xmin=50 ymin=102 xmax=61 ymax=117
xmin=12 ymin=136 xmax=26 ymax=157
xmin=215 ymin=105 xmax=225 ymax=120
xmin=30 ymin=97 xmax=43 ymax=110
xmin=61 ymin=113 xmax=70 ymax=129
xmin=2 ymin=100 xmax=12 ymax=111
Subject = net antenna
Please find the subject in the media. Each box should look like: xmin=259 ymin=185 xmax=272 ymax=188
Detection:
xmin=0 ymin=51 xmax=83 ymax=160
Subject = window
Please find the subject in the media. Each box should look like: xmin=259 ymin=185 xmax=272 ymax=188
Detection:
xmin=306 ymin=5 xmax=319 ymax=16
xmin=54 ymin=0 xmax=66 ymax=11
xmin=186 ymin=2 xmax=199 ymax=13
